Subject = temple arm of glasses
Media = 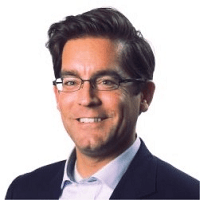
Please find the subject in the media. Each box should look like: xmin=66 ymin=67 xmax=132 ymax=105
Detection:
xmin=53 ymin=80 xmax=62 ymax=85
xmin=121 ymin=78 xmax=147 ymax=83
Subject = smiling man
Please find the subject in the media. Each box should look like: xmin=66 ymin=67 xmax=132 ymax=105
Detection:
xmin=6 ymin=7 xmax=199 ymax=199
xmin=56 ymin=37 xmax=142 ymax=161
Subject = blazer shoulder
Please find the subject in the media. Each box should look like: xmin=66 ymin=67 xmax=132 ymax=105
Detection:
xmin=155 ymin=156 xmax=199 ymax=198
xmin=111 ymin=139 xmax=199 ymax=199
xmin=15 ymin=160 xmax=66 ymax=182
xmin=5 ymin=160 xmax=66 ymax=199
xmin=156 ymin=156 xmax=199 ymax=183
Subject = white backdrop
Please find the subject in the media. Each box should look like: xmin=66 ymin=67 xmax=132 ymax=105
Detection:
xmin=1 ymin=0 xmax=200 ymax=198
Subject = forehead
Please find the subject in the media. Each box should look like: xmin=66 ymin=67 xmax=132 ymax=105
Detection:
xmin=61 ymin=37 xmax=126 ymax=77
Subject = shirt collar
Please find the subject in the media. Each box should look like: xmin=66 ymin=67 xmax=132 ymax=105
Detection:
xmin=60 ymin=148 xmax=76 ymax=188
xmin=92 ymin=136 xmax=141 ymax=189
xmin=61 ymin=137 xmax=141 ymax=190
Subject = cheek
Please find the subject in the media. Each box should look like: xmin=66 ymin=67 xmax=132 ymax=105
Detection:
xmin=116 ymin=90 xmax=141 ymax=127
xmin=100 ymin=91 xmax=123 ymax=112
xmin=100 ymin=91 xmax=128 ymax=129
xmin=57 ymin=94 xmax=74 ymax=117
xmin=120 ymin=86 xmax=141 ymax=111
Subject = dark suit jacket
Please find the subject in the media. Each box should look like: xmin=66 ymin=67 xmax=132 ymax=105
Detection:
xmin=6 ymin=140 xmax=199 ymax=199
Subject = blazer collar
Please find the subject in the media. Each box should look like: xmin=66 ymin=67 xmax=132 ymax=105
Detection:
xmin=110 ymin=139 xmax=157 ymax=199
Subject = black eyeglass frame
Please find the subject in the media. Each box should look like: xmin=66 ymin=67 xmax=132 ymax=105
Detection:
xmin=52 ymin=77 xmax=147 ymax=92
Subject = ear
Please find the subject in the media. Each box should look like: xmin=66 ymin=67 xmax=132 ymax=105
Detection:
xmin=140 ymin=81 xmax=155 ymax=113
xmin=53 ymin=86 xmax=61 ymax=111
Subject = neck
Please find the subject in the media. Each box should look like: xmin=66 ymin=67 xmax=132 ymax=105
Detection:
xmin=75 ymin=149 xmax=118 ymax=178
xmin=75 ymin=135 xmax=136 ymax=178
xmin=76 ymin=151 xmax=111 ymax=178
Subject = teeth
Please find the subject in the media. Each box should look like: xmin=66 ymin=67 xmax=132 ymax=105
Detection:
xmin=79 ymin=118 xmax=102 ymax=123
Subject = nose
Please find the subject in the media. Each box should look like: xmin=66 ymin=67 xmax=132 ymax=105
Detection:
xmin=77 ymin=81 xmax=101 ymax=107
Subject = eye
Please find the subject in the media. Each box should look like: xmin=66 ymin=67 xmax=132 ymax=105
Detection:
xmin=97 ymin=76 xmax=118 ymax=85
xmin=101 ymin=79 xmax=116 ymax=85
xmin=62 ymin=77 xmax=80 ymax=86
xmin=96 ymin=76 xmax=119 ymax=90
xmin=64 ymin=80 xmax=76 ymax=86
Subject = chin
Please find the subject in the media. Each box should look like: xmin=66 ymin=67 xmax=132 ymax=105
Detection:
xmin=78 ymin=141 xmax=103 ymax=152
xmin=76 ymin=139 xmax=117 ymax=158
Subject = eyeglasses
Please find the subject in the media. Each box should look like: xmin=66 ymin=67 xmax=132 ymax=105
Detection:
xmin=53 ymin=76 xmax=146 ymax=93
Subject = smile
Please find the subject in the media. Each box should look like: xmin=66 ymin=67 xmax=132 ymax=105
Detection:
xmin=78 ymin=118 xmax=103 ymax=123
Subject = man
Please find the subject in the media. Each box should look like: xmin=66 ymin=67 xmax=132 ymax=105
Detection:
xmin=6 ymin=7 xmax=199 ymax=199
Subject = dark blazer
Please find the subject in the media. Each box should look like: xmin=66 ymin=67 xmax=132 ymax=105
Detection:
xmin=6 ymin=140 xmax=199 ymax=199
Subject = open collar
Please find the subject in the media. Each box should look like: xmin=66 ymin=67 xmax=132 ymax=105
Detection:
xmin=42 ymin=139 xmax=157 ymax=199
xmin=61 ymin=137 xmax=141 ymax=190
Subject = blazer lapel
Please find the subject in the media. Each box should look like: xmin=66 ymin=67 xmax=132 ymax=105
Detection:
xmin=41 ymin=160 xmax=65 ymax=199
xmin=110 ymin=139 xmax=157 ymax=199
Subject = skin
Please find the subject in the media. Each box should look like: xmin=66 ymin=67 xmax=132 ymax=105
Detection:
xmin=54 ymin=37 xmax=155 ymax=177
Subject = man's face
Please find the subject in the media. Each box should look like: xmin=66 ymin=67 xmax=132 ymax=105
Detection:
xmin=54 ymin=37 xmax=142 ymax=157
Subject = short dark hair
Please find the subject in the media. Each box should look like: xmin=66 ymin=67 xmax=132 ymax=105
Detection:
xmin=46 ymin=7 xmax=155 ymax=81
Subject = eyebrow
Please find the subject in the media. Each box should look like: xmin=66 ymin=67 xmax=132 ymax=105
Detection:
xmin=60 ymin=69 xmax=124 ymax=79
xmin=60 ymin=70 xmax=79 ymax=77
